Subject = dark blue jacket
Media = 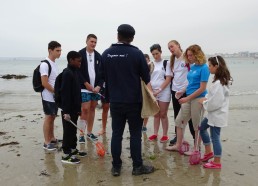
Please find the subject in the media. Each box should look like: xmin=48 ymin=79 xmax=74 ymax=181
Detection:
xmin=102 ymin=43 xmax=150 ymax=103
xmin=78 ymin=47 xmax=103 ymax=89
xmin=60 ymin=65 xmax=81 ymax=115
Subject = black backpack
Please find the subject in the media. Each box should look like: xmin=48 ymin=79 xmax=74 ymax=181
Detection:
xmin=54 ymin=71 xmax=63 ymax=108
xmin=32 ymin=60 xmax=52 ymax=92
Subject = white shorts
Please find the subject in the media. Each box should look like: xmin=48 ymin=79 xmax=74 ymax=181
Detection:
xmin=156 ymin=87 xmax=171 ymax=102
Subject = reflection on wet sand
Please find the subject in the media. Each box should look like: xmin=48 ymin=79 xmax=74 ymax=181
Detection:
xmin=1 ymin=106 xmax=258 ymax=185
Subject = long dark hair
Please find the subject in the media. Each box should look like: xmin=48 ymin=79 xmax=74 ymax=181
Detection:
xmin=208 ymin=56 xmax=233 ymax=86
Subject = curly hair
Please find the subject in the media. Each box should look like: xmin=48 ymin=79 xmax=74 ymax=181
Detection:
xmin=184 ymin=44 xmax=206 ymax=65
xmin=208 ymin=56 xmax=233 ymax=86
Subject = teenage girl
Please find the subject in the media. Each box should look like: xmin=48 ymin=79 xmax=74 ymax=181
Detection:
xmin=148 ymin=44 xmax=172 ymax=143
xmin=199 ymin=56 xmax=232 ymax=169
xmin=168 ymin=44 xmax=210 ymax=154
xmin=165 ymin=40 xmax=195 ymax=146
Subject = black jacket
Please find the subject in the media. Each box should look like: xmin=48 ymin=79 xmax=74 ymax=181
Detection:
xmin=102 ymin=43 xmax=150 ymax=103
xmin=78 ymin=47 xmax=104 ymax=89
xmin=60 ymin=65 xmax=81 ymax=115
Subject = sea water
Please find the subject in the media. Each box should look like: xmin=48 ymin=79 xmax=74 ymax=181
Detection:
xmin=0 ymin=58 xmax=67 ymax=113
xmin=0 ymin=57 xmax=258 ymax=114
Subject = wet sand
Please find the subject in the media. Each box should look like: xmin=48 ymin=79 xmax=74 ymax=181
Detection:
xmin=0 ymin=95 xmax=258 ymax=186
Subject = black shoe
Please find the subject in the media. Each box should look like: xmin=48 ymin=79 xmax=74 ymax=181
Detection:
xmin=111 ymin=166 xmax=121 ymax=176
xmin=87 ymin=133 xmax=98 ymax=141
xmin=61 ymin=155 xmax=80 ymax=164
xmin=71 ymin=149 xmax=87 ymax=157
xmin=132 ymin=165 xmax=154 ymax=176
xmin=169 ymin=137 xmax=177 ymax=146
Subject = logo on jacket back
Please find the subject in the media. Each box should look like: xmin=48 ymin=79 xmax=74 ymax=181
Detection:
xmin=107 ymin=54 xmax=128 ymax=58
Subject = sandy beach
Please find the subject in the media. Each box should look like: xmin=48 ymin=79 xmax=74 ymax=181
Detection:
xmin=0 ymin=93 xmax=258 ymax=186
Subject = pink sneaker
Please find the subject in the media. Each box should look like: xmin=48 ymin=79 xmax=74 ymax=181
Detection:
xmin=148 ymin=134 xmax=157 ymax=141
xmin=160 ymin=136 xmax=169 ymax=143
xmin=201 ymin=152 xmax=214 ymax=162
xmin=203 ymin=161 xmax=221 ymax=169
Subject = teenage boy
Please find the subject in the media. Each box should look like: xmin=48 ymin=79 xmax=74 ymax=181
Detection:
xmin=60 ymin=51 xmax=87 ymax=164
xmin=78 ymin=34 xmax=103 ymax=143
xmin=40 ymin=41 xmax=61 ymax=151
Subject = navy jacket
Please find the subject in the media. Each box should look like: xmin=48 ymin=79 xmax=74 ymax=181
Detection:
xmin=102 ymin=43 xmax=150 ymax=103
xmin=60 ymin=65 xmax=81 ymax=115
xmin=78 ymin=47 xmax=103 ymax=89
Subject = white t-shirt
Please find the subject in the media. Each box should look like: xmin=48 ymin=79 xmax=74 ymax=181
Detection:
xmin=150 ymin=60 xmax=172 ymax=102
xmin=151 ymin=60 xmax=171 ymax=90
xmin=169 ymin=56 xmax=189 ymax=92
xmin=83 ymin=51 xmax=95 ymax=93
xmin=39 ymin=57 xmax=58 ymax=102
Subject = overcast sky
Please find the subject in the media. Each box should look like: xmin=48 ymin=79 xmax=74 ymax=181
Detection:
xmin=1 ymin=0 xmax=258 ymax=57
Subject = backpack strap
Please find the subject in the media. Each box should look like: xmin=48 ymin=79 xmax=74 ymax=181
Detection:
xmin=41 ymin=60 xmax=52 ymax=77
xmin=163 ymin=60 xmax=168 ymax=79
xmin=163 ymin=60 xmax=168 ymax=71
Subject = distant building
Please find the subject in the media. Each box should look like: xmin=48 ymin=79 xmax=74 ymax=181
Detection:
xmin=207 ymin=51 xmax=258 ymax=58
xmin=238 ymin=51 xmax=249 ymax=57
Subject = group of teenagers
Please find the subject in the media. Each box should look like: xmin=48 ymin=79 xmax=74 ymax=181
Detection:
xmin=39 ymin=24 xmax=232 ymax=177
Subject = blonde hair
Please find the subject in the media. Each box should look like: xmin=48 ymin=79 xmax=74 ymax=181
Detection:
xmin=184 ymin=44 xmax=206 ymax=65
xmin=168 ymin=40 xmax=183 ymax=71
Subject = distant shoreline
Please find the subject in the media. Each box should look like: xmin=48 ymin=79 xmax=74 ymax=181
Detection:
xmin=0 ymin=56 xmax=257 ymax=61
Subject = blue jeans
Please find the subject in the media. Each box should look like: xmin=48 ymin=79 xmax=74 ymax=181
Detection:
xmin=200 ymin=117 xmax=222 ymax=157
xmin=110 ymin=103 xmax=143 ymax=168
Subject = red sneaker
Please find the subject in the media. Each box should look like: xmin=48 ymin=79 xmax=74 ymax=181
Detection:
xmin=203 ymin=161 xmax=221 ymax=169
xmin=160 ymin=136 xmax=169 ymax=143
xmin=148 ymin=134 xmax=157 ymax=141
xmin=200 ymin=152 xmax=214 ymax=162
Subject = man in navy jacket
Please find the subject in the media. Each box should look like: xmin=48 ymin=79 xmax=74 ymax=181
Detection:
xmin=102 ymin=24 xmax=154 ymax=176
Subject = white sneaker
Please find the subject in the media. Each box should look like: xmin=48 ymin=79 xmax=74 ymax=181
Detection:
xmin=184 ymin=150 xmax=194 ymax=156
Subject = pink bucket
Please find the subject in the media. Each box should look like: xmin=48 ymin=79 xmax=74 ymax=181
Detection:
xmin=189 ymin=150 xmax=201 ymax=165
xmin=178 ymin=141 xmax=190 ymax=155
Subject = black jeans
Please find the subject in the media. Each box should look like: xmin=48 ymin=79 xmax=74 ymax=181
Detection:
xmin=110 ymin=103 xmax=143 ymax=168
xmin=171 ymin=90 xmax=195 ymax=139
xmin=61 ymin=111 xmax=78 ymax=154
